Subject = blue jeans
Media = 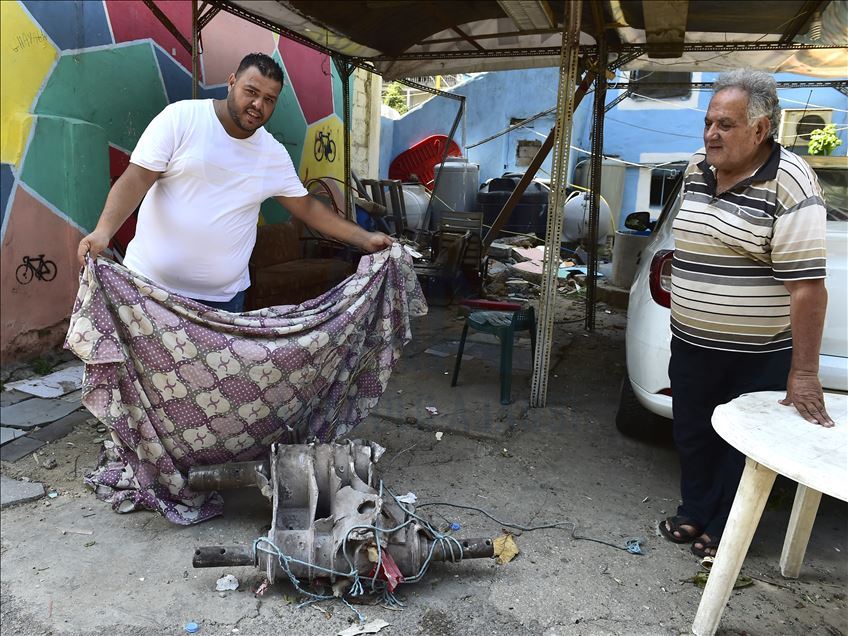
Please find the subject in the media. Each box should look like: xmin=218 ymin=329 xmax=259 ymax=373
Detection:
xmin=191 ymin=290 xmax=246 ymax=313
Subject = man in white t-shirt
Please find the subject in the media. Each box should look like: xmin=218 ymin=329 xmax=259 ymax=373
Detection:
xmin=77 ymin=53 xmax=392 ymax=312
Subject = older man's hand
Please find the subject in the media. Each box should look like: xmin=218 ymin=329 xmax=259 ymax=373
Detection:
xmin=780 ymin=369 xmax=835 ymax=427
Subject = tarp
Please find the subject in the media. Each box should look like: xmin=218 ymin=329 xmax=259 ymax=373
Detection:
xmin=225 ymin=0 xmax=848 ymax=79
xmin=66 ymin=245 xmax=426 ymax=524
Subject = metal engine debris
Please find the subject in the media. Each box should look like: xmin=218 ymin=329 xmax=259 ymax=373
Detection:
xmin=190 ymin=441 xmax=494 ymax=593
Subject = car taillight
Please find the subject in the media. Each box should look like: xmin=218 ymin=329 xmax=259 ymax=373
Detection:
xmin=649 ymin=250 xmax=673 ymax=308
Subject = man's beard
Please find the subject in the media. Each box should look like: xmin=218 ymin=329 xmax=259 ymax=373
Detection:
xmin=227 ymin=94 xmax=259 ymax=133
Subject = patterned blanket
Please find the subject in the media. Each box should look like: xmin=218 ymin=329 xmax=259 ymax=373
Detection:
xmin=65 ymin=244 xmax=426 ymax=524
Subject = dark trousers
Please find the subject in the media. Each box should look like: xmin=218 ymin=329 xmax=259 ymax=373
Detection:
xmin=669 ymin=337 xmax=791 ymax=537
xmin=191 ymin=289 xmax=246 ymax=313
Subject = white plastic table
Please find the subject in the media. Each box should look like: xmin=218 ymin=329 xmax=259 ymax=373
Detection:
xmin=691 ymin=391 xmax=848 ymax=636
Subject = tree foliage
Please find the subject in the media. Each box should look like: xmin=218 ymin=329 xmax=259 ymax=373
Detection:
xmin=383 ymin=82 xmax=408 ymax=115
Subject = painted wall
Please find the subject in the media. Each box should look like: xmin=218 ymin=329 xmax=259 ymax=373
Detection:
xmin=0 ymin=0 xmax=371 ymax=364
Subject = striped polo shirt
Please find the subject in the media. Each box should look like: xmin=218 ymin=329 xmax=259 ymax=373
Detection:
xmin=671 ymin=142 xmax=827 ymax=353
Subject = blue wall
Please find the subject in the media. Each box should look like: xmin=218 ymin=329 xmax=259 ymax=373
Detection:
xmin=603 ymin=71 xmax=848 ymax=226
xmin=380 ymin=70 xmax=847 ymax=229
xmin=381 ymin=68 xmax=593 ymax=189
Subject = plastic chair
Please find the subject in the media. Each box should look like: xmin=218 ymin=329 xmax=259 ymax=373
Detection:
xmin=450 ymin=305 xmax=537 ymax=405
xmin=414 ymin=230 xmax=471 ymax=306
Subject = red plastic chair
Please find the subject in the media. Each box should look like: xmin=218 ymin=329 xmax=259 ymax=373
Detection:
xmin=388 ymin=135 xmax=462 ymax=190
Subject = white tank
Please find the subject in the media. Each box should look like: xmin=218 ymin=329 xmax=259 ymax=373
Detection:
xmin=432 ymin=158 xmax=480 ymax=217
xmin=390 ymin=183 xmax=431 ymax=231
xmin=562 ymin=192 xmax=612 ymax=244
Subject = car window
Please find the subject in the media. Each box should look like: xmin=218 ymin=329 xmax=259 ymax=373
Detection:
xmin=814 ymin=167 xmax=848 ymax=222
xmin=651 ymin=175 xmax=684 ymax=233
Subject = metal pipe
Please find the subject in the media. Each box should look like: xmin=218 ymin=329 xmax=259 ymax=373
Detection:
xmin=187 ymin=461 xmax=269 ymax=491
xmin=430 ymin=537 xmax=494 ymax=561
xmin=193 ymin=545 xmax=255 ymax=568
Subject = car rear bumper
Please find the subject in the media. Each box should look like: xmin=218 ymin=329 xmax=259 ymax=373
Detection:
xmin=630 ymin=378 xmax=673 ymax=420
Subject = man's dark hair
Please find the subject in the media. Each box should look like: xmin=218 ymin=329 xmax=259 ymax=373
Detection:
xmin=236 ymin=53 xmax=285 ymax=86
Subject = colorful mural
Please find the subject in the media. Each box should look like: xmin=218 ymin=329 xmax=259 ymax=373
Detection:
xmin=0 ymin=0 xmax=349 ymax=364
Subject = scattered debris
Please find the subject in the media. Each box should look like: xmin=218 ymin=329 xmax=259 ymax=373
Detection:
xmin=435 ymin=431 xmax=443 ymax=441
xmin=692 ymin=571 xmax=752 ymax=589
xmin=84 ymin=541 xmax=96 ymax=548
xmin=184 ymin=621 xmax=200 ymax=634
xmin=5 ymin=364 xmax=84 ymax=399
xmin=215 ymin=574 xmax=239 ymax=591
xmin=0 ymin=475 xmax=45 ymax=508
xmin=493 ymin=533 xmax=519 ymax=565
xmin=337 ymin=619 xmax=390 ymax=636
xmin=61 ymin=529 xmax=93 ymax=536
xmin=43 ymin=458 xmax=58 ymax=470
xmin=396 ymin=492 xmax=418 ymax=505
xmin=47 ymin=492 xmax=58 ymax=499
xmin=253 ymin=579 xmax=270 ymax=597
xmin=500 ymin=448 xmax=512 ymax=458
xmin=426 ymin=406 xmax=439 ymax=416
xmin=424 ymin=348 xmax=450 ymax=358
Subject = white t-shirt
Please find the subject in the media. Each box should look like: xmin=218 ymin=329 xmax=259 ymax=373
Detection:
xmin=123 ymin=99 xmax=308 ymax=301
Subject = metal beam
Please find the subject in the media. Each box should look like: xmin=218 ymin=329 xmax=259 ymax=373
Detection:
xmin=198 ymin=5 xmax=221 ymax=30
xmin=192 ymin=1 xmax=199 ymax=99
xmin=642 ymin=0 xmax=689 ymax=58
xmin=585 ymin=43 xmax=608 ymax=332
xmin=604 ymin=90 xmax=631 ymax=112
xmin=334 ymin=59 xmax=356 ymax=221
xmin=530 ymin=0 xmax=583 ymax=409
xmin=143 ymin=0 xmax=192 ymax=54
xmin=364 ymin=41 xmax=845 ymax=62
xmin=396 ymin=78 xmax=465 ymax=101
xmin=608 ymin=80 xmax=847 ymax=90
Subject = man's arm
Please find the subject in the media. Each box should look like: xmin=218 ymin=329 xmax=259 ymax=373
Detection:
xmin=780 ymin=278 xmax=834 ymax=427
xmin=276 ymin=194 xmax=393 ymax=253
xmin=77 ymin=164 xmax=162 ymax=265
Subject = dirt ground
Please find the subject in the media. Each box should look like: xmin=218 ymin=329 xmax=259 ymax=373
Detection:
xmin=1 ymin=297 xmax=846 ymax=636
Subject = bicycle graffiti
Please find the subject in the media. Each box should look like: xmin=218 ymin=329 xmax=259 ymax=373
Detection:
xmin=313 ymin=130 xmax=337 ymax=163
xmin=15 ymin=254 xmax=57 ymax=284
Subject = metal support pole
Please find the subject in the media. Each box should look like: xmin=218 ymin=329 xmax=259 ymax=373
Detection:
xmin=191 ymin=0 xmax=199 ymax=99
xmin=530 ymin=0 xmax=582 ymax=408
xmin=335 ymin=58 xmax=356 ymax=221
xmin=585 ymin=42 xmax=609 ymax=332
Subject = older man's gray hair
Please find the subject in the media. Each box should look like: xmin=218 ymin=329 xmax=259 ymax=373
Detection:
xmin=713 ymin=69 xmax=781 ymax=138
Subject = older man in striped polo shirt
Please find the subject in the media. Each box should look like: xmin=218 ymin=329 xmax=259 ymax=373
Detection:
xmin=659 ymin=69 xmax=834 ymax=559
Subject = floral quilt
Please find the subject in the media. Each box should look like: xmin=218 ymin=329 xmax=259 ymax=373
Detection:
xmin=65 ymin=244 xmax=426 ymax=524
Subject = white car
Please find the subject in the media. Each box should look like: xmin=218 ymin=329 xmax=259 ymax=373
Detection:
xmin=617 ymin=155 xmax=848 ymax=436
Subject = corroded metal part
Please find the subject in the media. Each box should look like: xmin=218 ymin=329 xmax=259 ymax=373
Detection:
xmin=192 ymin=441 xmax=493 ymax=583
